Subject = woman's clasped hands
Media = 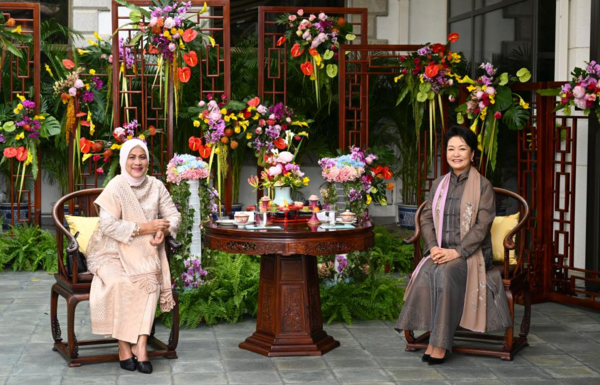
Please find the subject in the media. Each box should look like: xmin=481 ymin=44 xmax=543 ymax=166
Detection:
xmin=430 ymin=246 xmax=461 ymax=264
xmin=139 ymin=219 xmax=170 ymax=246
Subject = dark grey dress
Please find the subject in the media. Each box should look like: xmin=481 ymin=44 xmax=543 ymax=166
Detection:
xmin=395 ymin=170 xmax=512 ymax=352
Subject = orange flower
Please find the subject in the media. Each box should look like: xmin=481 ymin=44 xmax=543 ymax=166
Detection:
xmin=291 ymin=43 xmax=304 ymax=58
xmin=337 ymin=16 xmax=346 ymax=27
xmin=6 ymin=18 xmax=16 ymax=27
xmin=15 ymin=147 xmax=27 ymax=162
xmin=79 ymin=138 xmax=91 ymax=154
xmin=148 ymin=44 xmax=160 ymax=54
xmin=424 ymin=63 xmax=439 ymax=78
xmin=247 ymin=96 xmax=260 ymax=108
xmin=178 ymin=67 xmax=191 ymax=83
xmin=386 ymin=183 xmax=395 ymax=191
xmin=300 ymin=61 xmax=313 ymax=76
xmin=3 ymin=147 xmax=17 ymax=158
xmin=156 ymin=18 xmax=164 ymax=27
xmin=182 ymin=29 xmax=197 ymax=43
xmin=148 ymin=125 xmax=157 ymax=136
xmin=188 ymin=136 xmax=202 ymax=151
xmin=62 ymin=59 xmax=75 ymax=70
xmin=273 ymin=137 xmax=287 ymax=150
xmin=276 ymin=36 xmax=286 ymax=46
xmin=308 ymin=48 xmax=318 ymax=57
xmin=447 ymin=32 xmax=459 ymax=43
xmin=91 ymin=142 xmax=103 ymax=153
xmin=183 ymin=51 xmax=198 ymax=67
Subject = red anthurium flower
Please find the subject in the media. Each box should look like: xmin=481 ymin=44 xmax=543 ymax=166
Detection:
xmin=199 ymin=145 xmax=211 ymax=159
xmin=178 ymin=67 xmax=191 ymax=83
xmin=3 ymin=147 xmax=17 ymax=158
xmin=148 ymin=44 xmax=160 ymax=54
xmin=431 ymin=43 xmax=444 ymax=53
xmin=15 ymin=147 xmax=27 ymax=162
xmin=182 ymin=28 xmax=197 ymax=43
xmin=381 ymin=166 xmax=393 ymax=180
xmin=447 ymin=32 xmax=459 ymax=43
xmin=188 ymin=136 xmax=202 ymax=152
xmin=62 ymin=59 xmax=75 ymax=70
xmin=371 ymin=165 xmax=383 ymax=175
xmin=183 ymin=51 xmax=198 ymax=67
xmin=276 ymin=36 xmax=286 ymax=46
xmin=424 ymin=63 xmax=439 ymax=78
xmin=291 ymin=43 xmax=304 ymax=58
xmin=300 ymin=61 xmax=313 ymax=76
xmin=79 ymin=120 xmax=90 ymax=127
xmin=247 ymin=96 xmax=260 ymax=108
xmin=308 ymin=48 xmax=318 ymax=57
xmin=75 ymin=112 xmax=87 ymax=118
xmin=79 ymin=138 xmax=91 ymax=154
xmin=273 ymin=137 xmax=287 ymax=150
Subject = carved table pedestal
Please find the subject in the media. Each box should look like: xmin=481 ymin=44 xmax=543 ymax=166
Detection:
xmin=204 ymin=223 xmax=374 ymax=356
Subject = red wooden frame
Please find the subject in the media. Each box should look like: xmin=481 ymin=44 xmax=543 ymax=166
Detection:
xmin=1 ymin=3 xmax=41 ymax=226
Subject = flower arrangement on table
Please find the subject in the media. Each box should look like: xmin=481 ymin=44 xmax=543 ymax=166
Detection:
xmin=318 ymin=146 xmax=394 ymax=222
xmin=244 ymin=97 xmax=311 ymax=167
xmin=455 ymin=62 xmax=532 ymax=171
xmin=276 ymin=9 xmax=356 ymax=108
xmin=0 ymin=95 xmax=60 ymax=196
xmin=78 ymin=119 xmax=160 ymax=185
xmin=187 ymin=94 xmax=256 ymax=199
xmin=539 ymin=60 xmax=600 ymax=120
xmin=115 ymin=0 xmax=214 ymax=111
xmin=394 ymin=33 xmax=467 ymax=158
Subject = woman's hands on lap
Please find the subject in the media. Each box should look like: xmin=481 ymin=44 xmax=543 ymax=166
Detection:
xmin=430 ymin=247 xmax=461 ymax=264
xmin=138 ymin=219 xmax=170 ymax=246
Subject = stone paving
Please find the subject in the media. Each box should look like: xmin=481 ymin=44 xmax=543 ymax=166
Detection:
xmin=1 ymin=271 xmax=600 ymax=385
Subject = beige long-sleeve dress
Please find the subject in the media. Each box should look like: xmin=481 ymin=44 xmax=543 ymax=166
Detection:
xmin=87 ymin=176 xmax=181 ymax=344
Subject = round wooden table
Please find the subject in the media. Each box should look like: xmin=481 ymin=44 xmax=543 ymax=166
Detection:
xmin=204 ymin=222 xmax=374 ymax=357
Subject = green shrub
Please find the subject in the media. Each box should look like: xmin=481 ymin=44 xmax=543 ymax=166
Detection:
xmin=0 ymin=224 xmax=58 ymax=272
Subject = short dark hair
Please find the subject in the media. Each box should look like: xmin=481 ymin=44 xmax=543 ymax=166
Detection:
xmin=444 ymin=125 xmax=478 ymax=153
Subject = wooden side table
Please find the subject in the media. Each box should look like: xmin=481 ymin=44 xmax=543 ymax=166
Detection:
xmin=204 ymin=223 xmax=374 ymax=356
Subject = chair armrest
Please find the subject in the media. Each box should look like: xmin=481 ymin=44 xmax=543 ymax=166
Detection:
xmin=165 ymin=236 xmax=182 ymax=258
xmin=403 ymin=201 xmax=427 ymax=245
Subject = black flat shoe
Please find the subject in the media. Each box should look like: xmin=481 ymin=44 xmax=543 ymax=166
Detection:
xmin=427 ymin=356 xmax=446 ymax=365
xmin=137 ymin=360 xmax=153 ymax=374
xmin=421 ymin=354 xmax=430 ymax=362
xmin=119 ymin=357 xmax=137 ymax=371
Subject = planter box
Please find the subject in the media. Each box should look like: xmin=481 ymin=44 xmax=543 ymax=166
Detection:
xmin=397 ymin=203 xmax=418 ymax=230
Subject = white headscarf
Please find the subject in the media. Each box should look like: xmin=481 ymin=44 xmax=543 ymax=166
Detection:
xmin=119 ymin=139 xmax=149 ymax=187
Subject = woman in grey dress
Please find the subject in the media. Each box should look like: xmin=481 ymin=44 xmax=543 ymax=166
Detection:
xmin=395 ymin=126 xmax=511 ymax=365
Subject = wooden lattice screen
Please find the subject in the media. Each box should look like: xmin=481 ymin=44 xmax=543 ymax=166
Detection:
xmin=257 ymin=6 xmax=368 ymax=106
xmin=0 ymin=3 xmax=41 ymax=226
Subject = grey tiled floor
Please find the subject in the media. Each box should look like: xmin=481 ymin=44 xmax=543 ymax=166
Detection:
xmin=1 ymin=271 xmax=600 ymax=384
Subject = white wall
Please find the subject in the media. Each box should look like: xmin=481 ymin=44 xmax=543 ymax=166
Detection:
xmin=377 ymin=0 xmax=447 ymax=45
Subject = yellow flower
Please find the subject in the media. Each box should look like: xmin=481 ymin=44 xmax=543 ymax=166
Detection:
xmin=179 ymin=41 xmax=185 ymax=49
xmin=89 ymin=69 xmax=96 ymax=75
xmin=253 ymin=113 xmax=260 ymax=120
xmin=127 ymin=135 xmax=133 ymax=140
xmin=204 ymin=118 xmax=209 ymax=124
xmin=87 ymin=111 xmax=92 ymax=120
xmin=17 ymin=104 xmax=23 ymax=110
xmin=77 ymin=49 xmax=90 ymax=55
xmin=11 ymin=26 xmax=22 ymax=34
xmin=470 ymin=120 xmax=478 ymax=133
xmin=192 ymin=120 xmax=200 ymax=127
xmin=366 ymin=195 xmax=372 ymax=205
xmin=206 ymin=142 xmax=212 ymax=148
xmin=451 ymin=53 xmax=461 ymax=63
xmin=13 ymin=108 xmax=20 ymax=114
xmin=239 ymin=120 xmax=249 ymax=130
xmin=16 ymin=132 xmax=25 ymax=140
xmin=520 ymin=98 xmax=530 ymax=109
xmin=296 ymin=131 xmax=309 ymax=137
xmin=234 ymin=127 xmax=241 ymax=134
xmin=138 ymin=134 xmax=145 ymax=140
xmin=178 ymin=29 xmax=184 ymax=36
xmin=90 ymin=121 xmax=95 ymax=136
xmin=110 ymin=144 xmax=121 ymax=150
xmin=246 ymin=132 xmax=252 ymax=140
xmin=87 ymin=39 xmax=98 ymax=47
xmin=16 ymin=93 xmax=25 ymax=102
xmin=419 ymin=75 xmax=424 ymax=83
xmin=394 ymin=74 xmax=404 ymax=83
xmin=220 ymin=108 xmax=227 ymax=114
xmin=94 ymin=31 xmax=104 ymax=41
xmin=466 ymin=85 xmax=476 ymax=92
xmin=163 ymin=31 xmax=171 ymax=38
xmin=482 ymin=85 xmax=487 ymax=91
xmin=85 ymin=83 xmax=90 ymax=90
xmin=303 ymin=177 xmax=310 ymax=186
xmin=24 ymin=152 xmax=33 ymax=166
xmin=214 ymin=147 xmax=221 ymax=154
xmin=170 ymin=28 xmax=177 ymax=34
xmin=33 ymin=115 xmax=45 ymax=120
xmin=224 ymin=115 xmax=230 ymax=122
xmin=82 ymin=154 xmax=93 ymax=163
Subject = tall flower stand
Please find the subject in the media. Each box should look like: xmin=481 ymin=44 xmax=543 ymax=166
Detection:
xmin=187 ymin=180 xmax=202 ymax=262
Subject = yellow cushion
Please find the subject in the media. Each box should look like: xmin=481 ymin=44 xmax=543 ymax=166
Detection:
xmin=491 ymin=212 xmax=519 ymax=265
xmin=64 ymin=215 xmax=99 ymax=255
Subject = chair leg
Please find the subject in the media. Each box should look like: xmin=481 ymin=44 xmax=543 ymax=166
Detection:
xmin=502 ymin=290 xmax=514 ymax=356
xmin=519 ymin=281 xmax=531 ymax=339
xmin=167 ymin=289 xmax=179 ymax=358
xmin=67 ymin=295 xmax=81 ymax=366
xmin=50 ymin=284 xmax=62 ymax=349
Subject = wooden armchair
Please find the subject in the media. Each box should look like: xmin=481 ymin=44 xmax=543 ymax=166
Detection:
xmin=50 ymin=188 xmax=182 ymax=367
xmin=403 ymin=187 xmax=531 ymax=361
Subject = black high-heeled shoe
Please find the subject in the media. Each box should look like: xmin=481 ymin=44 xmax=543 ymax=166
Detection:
xmin=421 ymin=354 xmax=431 ymax=362
xmin=119 ymin=357 xmax=137 ymax=371
xmin=427 ymin=355 xmax=446 ymax=365
xmin=137 ymin=360 xmax=153 ymax=374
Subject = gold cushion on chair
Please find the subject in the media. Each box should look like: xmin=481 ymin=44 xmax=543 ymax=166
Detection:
xmin=64 ymin=215 xmax=99 ymax=255
xmin=491 ymin=212 xmax=519 ymax=265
